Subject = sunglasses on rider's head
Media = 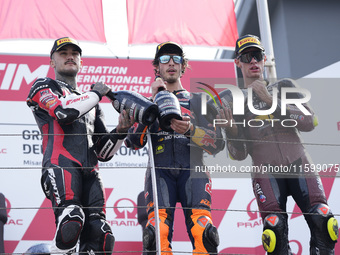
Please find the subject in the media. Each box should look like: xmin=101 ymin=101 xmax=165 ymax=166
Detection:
xmin=237 ymin=51 xmax=265 ymax=63
xmin=159 ymin=55 xmax=183 ymax=64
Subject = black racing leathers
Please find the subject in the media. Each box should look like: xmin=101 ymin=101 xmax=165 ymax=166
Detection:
xmin=125 ymin=90 xmax=224 ymax=254
xmin=27 ymin=78 xmax=125 ymax=169
xmin=27 ymin=78 xmax=122 ymax=254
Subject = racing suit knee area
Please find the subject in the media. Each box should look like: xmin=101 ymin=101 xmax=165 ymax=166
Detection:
xmin=262 ymin=213 xmax=291 ymax=255
xmin=189 ymin=209 xmax=219 ymax=255
xmin=79 ymin=213 xmax=115 ymax=255
xmin=53 ymin=205 xmax=114 ymax=255
xmin=307 ymin=204 xmax=338 ymax=255
xmin=143 ymin=210 xmax=172 ymax=254
xmin=262 ymin=205 xmax=338 ymax=255
xmin=54 ymin=205 xmax=85 ymax=252
xmin=143 ymin=209 xmax=219 ymax=255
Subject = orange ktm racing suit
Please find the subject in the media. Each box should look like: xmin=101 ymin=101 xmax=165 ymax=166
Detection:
xmin=125 ymin=90 xmax=225 ymax=254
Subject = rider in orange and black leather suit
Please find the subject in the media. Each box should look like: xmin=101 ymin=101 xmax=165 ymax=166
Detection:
xmin=125 ymin=41 xmax=225 ymax=255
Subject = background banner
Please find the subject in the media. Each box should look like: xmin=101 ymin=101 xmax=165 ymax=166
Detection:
xmin=0 ymin=0 xmax=106 ymax=42
xmin=0 ymin=55 xmax=339 ymax=254
xmin=0 ymin=54 xmax=235 ymax=102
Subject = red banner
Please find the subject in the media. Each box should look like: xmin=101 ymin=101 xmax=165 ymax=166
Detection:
xmin=0 ymin=54 xmax=236 ymax=102
xmin=127 ymin=0 xmax=238 ymax=48
xmin=0 ymin=0 xmax=106 ymax=42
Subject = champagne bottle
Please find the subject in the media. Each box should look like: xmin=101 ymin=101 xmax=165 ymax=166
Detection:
xmin=154 ymin=90 xmax=182 ymax=132
xmin=106 ymin=90 xmax=159 ymax=126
